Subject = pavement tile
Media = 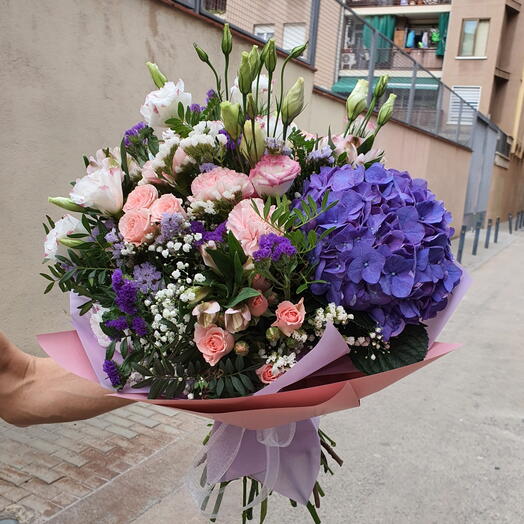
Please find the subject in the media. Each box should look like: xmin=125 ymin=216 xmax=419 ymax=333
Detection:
xmin=23 ymin=478 xmax=62 ymax=501
xmin=0 ymin=480 xmax=30 ymax=503
xmin=104 ymin=425 xmax=138 ymax=439
xmin=17 ymin=494 xmax=61 ymax=519
xmin=102 ymin=414 xmax=136 ymax=429
xmin=18 ymin=464 xmax=64 ymax=484
xmin=126 ymin=414 xmax=160 ymax=429
xmin=0 ymin=465 xmax=31 ymax=486
xmin=50 ymin=491 xmax=79 ymax=509
xmin=0 ymin=495 xmax=11 ymax=512
xmin=51 ymin=478 xmax=91 ymax=499
xmin=52 ymin=448 xmax=89 ymax=467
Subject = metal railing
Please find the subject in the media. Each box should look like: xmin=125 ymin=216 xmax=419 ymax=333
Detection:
xmin=329 ymin=3 xmax=480 ymax=147
xmin=345 ymin=0 xmax=451 ymax=6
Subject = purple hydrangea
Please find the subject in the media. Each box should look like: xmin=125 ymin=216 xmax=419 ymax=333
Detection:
xmin=103 ymin=359 xmax=121 ymax=388
xmin=133 ymin=262 xmax=162 ymax=293
xmin=300 ymin=163 xmax=462 ymax=339
xmin=123 ymin=122 xmax=147 ymax=147
xmin=112 ymin=269 xmax=139 ymax=316
xmin=253 ymin=233 xmax=297 ymax=261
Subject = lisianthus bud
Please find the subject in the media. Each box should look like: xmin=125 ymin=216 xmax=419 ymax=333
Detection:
xmin=146 ymin=62 xmax=167 ymax=88
xmin=377 ymin=93 xmax=397 ymax=127
xmin=266 ymin=326 xmax=281 ymax=342
xmin=373 ymin=75 xmax=389 ymax=99
xmin=240 ymin=120 xmax=265 ymax=164
xmin=221 ymin=23 xmax=232 ymax=56
xmin=238 ymin=52 xmax=253 ymax=95
xmin=192 ymin=301 xmax=220 ymax=328
xmin=246 ymin=93 xmax=257 ymax=120
xmin=220 ymin=101 xmax=241 ymax=140
xmin=281 ymin=77 xmax=304 ymax=126
xmin=262 ymin=39 xmax=277 ymax=74
xmin=248 ymin=45 xmax=261 ymax=75
xmin=187 ymin=286 xmax=211 ymax=305
xmin=288 ymin=42 xmax=308 ymax=60
xmin=234 ymin=341 xmax=250 ymax=356
xmin=346 ymin=79 xmax=368 ymax=123
xmin=193 ymin=44 xmax=210 ymax=64
xmin=48 ymin=197 xmax=84 ymax=212
xmin=58 ymin=237 xmax=85 ymax=248
xmin=224 ymin=304 xmax=251 ymax=333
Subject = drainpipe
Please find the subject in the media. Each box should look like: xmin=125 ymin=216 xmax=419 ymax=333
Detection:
xmin=511 ymin=65 xmax=524 ymax=154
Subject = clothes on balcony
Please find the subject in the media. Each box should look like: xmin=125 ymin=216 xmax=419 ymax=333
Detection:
xmin=406 ymin=30 xmax=416 ymax=48
xmin=363 ymin=15 xmax=396 ymax=63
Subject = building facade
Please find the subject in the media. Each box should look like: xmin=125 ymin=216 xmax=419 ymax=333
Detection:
xmin=338 ymin=0 xmax=524 ymax=223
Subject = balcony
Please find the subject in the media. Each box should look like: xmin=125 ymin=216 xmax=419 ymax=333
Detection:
xmin=346 ymin=1 xmax=451 ymax=6
xmin=339 ymin=46 xmax=443 ymax=72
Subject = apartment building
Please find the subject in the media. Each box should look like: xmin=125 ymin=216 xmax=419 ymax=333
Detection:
xmin=339 ymin=0 xmax=524 ymax=221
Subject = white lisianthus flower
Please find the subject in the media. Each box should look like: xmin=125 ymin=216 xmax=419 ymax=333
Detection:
xmin=140 ymin=80 xmax=192 ymax=130
xmin=44 ymin=214 xmax=87 ymax=262
xmin=89 ymin=304 xmax=112 ymax=348
xmin=87 ymin=147 xmax=140 ymax=180
xmin=230 ymin=75 xmax=270 ymax=106
xmin=70 ymin=157 xmax=124 ymax=215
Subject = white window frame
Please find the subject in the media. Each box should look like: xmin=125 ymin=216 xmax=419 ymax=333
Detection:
xmin=458 ymin=18 xmax=490 ymax=58
xmin=448 ymin=85 xmax=481 ymax=125
xmin=283 ymin=22 xmax=307 ymax=51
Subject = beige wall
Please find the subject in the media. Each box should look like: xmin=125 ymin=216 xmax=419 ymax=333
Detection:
xmin=487 ymin=160 xmax=524 ymax=220
xmin=1 ymin=0 xmax=472 ymax=355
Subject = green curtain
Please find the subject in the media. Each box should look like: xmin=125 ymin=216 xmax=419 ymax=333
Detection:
xmin=436 ymin=12 xmax=449 ymax=57
xmin=362 ymin=15 xmax=396 ymax=64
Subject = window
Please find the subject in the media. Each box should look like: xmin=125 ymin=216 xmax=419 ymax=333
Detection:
xmin=448 ymin=86 xmax=481 ymax=125
xmin=458 ymin=19 xmax=489 ymax=57
xmin=283 ymin=23 xmax=306 ymax=51
xmin=253 ymin=24 xmax=275 ymax=42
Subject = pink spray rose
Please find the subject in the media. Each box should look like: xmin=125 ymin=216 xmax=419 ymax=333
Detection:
xmin=226 ymin=198 xmax=280 ymax=256
xmin=123 ymin=184 xmax=158 ymax=212
xmin=190 ymin=167 xmax=254 ymax=202
xmin=252 ymin=274 xmax=271 ymax=292
xmin=118 ymin=209 xmax=155 ymax=245
xmin=150 ymin=194 xmax=186 ymax=222
xmin=248 ymin=294 xmax=269 ymax=317
xmin=272 ymin=297 xmax=305 ymax=336
xmin=193 ymin=324 xmax=235 ymax=366
xmin=256 ymin=364 xmax=283 ymax=384
xmin=249 ymin=155 xmax=301 ymax=197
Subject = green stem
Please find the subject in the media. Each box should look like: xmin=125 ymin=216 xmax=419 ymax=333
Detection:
xmin=209 ymin=481 xmax=228 ymax=522
xmin=273 ymin=60 xmax=289 ymax=137
xmin=306 ymin=501 xmax=322 ymax=524
xmin=251 ymin=117 xmax=258 ymax=164
xmin=224 ymin=56 xmax=229 ymax=101
xmin=242 ymin=477 xmax=248 ymax=524
xmin=259 ymin=498 xmax=268 ymax=523
xmin=266 ymin=71 xmax=273 ymax=132
xmin=255 ymin=68 xmax=261 ymax=113
xmin=207 ymin=63 xmax=223 ymax=101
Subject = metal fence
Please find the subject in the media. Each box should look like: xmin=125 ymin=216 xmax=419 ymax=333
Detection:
xmin=172 ymin=0 xmax=486 ymax=148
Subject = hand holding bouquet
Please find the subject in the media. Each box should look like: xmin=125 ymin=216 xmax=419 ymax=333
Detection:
xmin=39 ymin=25 xmax=468 ymax=522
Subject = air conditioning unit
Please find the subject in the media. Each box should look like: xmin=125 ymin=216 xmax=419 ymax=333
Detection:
xmin=340 ymin=52 xmax=353 ymax=70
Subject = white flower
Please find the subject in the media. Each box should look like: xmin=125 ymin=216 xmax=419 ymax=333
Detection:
xmin=87 ymin=147 xmax=140 ymax=180
xmin=44 ymin=214 xmax=87 ymax=261
xmin=70 ymin=157 xmax=124 ymax=215
xmin=140 ymin=80 xmax=192 ymax=130
xmin=89 ymin=304 xmax=112 ymax=348
xmin=230 ymin=75 xmax=269 ymax=106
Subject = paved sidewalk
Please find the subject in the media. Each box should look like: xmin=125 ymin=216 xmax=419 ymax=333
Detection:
xmin=1 ymin=231 xmax=524 ymax=523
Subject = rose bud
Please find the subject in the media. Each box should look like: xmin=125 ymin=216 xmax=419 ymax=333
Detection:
xmin=265 ymin=326 xmax=281 ymax=342
xmin=234 ymin=341 xmax=250 ymax=356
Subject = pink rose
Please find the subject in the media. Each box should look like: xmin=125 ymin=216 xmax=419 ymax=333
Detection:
xmin=123 ymin=184 xmax=158 ymax=212
xmin=150 ymin=194 xmax=186 ymax=222
xmin=272 ymin=297 xmax=305 ymax=336
xmin=190 ymin=167 xmax=254 ymax=202
xmin=193 ymin=324 xmax=234 ymax=366
xmin=249 ymin=155 xmax=301 ymax=197
xmin=226 ymin=198 xmax=280 ymax=256
xmin=248 ymin=294 xmax=269 ymax=317
xmin=256 ymin=364 xmax=283 ymax=384
xmin=118 ymin=208 xmax=155 ymax=245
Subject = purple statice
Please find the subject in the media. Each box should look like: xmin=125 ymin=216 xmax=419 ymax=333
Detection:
xmin=156 ymin=213 xmax=186 ymax=244
xmin=131 ymin=316 xmax=149 ymax=336
xmin=105 ymin=316 xmax=128 ymax=332
xmin=191 ymin=221 xmax=227 ymax=247
xmin=206 ymin=89 xmax=217 ymax=104
xmin=190 ymin=103 xmax=204 ymax=113
xmin=103 ymin=359 xmax=121 ymax=388
xmin=111 ymin=269 xmax=139 ymax=316
xmin=307 ymin=146 xmax=335 ymax=165
xmin=219 ymin=129 xmax=240 ymax=151
xmin=253 ymin=233 xmax=297 ymax=262
xmin=300 ymin=162 xmax=462 ymax=339
xmin=199 ymin=162 xmax=218 ymax=172
xmin=133 ymin=262 xmax=162 ymax=293
xmin=123 ymin=122 xmax=147 ymax=147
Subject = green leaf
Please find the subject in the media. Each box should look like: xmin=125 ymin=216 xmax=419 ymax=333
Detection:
xmin=44 ymin=282 xmax=54 ymax=294
xmin=225 ymin=287 xmax=260 ymax=309
xmin=239 ymin=373 xmax=255 ymax=392
xmin=231 ymin=375 xmax=246 ymax=396
xmin=216 ymin=378 xmax=225 ymax=397
xmin=40 ymin=272 xmax=54 ymax=281
xmin=225 ymin=358 xmax=234 ymax=375
xmin=350 ymin=323 xmax=429 ymax=375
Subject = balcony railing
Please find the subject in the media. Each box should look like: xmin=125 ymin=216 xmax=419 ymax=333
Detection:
xmin=345 ymin=0 xmax=451 ymax=6
xmin=340 ymin=46 xmax=443 ymax=71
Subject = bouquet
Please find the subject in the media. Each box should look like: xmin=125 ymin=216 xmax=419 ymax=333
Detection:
xmin=39 ymin=25 xmax=468 ymax=522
